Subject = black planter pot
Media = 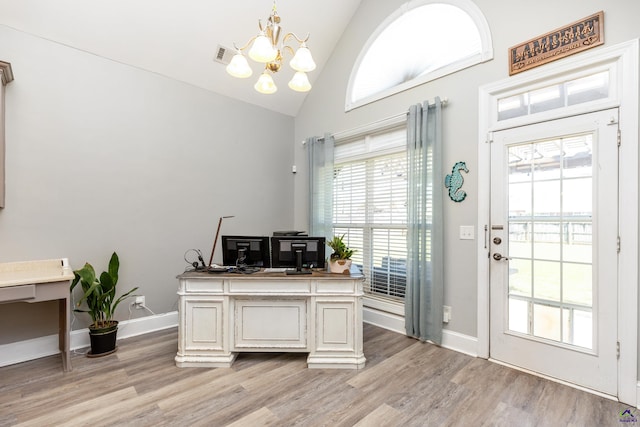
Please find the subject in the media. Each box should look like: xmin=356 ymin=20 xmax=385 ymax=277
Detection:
xmin=88 ymin=321 xmax=118 ymax=357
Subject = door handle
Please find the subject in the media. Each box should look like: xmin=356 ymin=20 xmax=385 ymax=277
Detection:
xmin=493 ymin=253 xmax=510 ymax=261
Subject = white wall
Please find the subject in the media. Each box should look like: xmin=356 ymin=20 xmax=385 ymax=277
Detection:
xmin=293 ymin=0 xmax=640 ymax=339
xmin=0 ymin=25 xmax=295 ymax=343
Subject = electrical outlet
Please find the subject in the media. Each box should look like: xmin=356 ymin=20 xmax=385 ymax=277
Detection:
xmin=443 ymin=305 xmax=452 ymax=323
xmin=134 ymin=296 xmax=145 ymax=308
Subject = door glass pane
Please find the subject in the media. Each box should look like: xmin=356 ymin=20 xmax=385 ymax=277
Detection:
xmin=532 ymin=260 xmax=560 ymax=302
xmin=533 ymin=222 xmax=560 ymax=261
xmin=533 ymin=140 xmax=561 ymax=180
xmin=507 ymin=134 xmax=593 ymax=349
xmin=509 ymin=298 xmax=528 ymax=334
xmin=563 ymin=263 xmax=592 ymax=306
xmin=563 ymin=178 xmax=592 ymax=214
xmin=498 ymin=94 xmax=528 ymax=121
xmin=563 ymin=135 xmax=592 ymax=176
xmin=533 ymin=304 xmax=561 ymax=341
xmin=509 ymin=182 xmax=532 ymax=217
xmin=562 ymin=308 xmax=593 ymax=348
xmin=508 ymin=258 xmax=531 ymax=297
xmin=509 ymin=222 xmax=532 ymax=258
xmin=530 ymin=84 xmax=564 ymax=114
xmin=566 ymin=72 xmax=609 ymax=106
xmin=533 ymin=180 xmax=560 ymax=215
xmin=571 ymin=310 xmax=593 ymax=349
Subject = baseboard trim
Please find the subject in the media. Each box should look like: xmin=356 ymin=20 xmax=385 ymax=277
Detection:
xmin=0 ymin=311 xmax=178 ymax=368
xmin=363 ymin=306 xmax=405 ymax=334
xmin=441 ymin=329 xmax=478 ymax=357
xmin=2 ymin=309 xmax=480 ymax=368
xmin=363 ymin=306 xmax=478 ymax=357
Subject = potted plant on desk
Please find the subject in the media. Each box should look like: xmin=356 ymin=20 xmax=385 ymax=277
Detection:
xmin=327 ymin=235 xmax=355 ymax=274
xmin=70 ymin=252 xmax=138 ymax=357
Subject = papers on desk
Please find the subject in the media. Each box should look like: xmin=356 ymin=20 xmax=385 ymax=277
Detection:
xmin=263 ymin=268 xmax=288 ymax=273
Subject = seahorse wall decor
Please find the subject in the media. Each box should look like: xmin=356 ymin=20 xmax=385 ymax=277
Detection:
xmin=445 ymin=161 xmax=469 ymax=202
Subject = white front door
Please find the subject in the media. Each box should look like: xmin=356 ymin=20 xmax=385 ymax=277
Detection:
xmin=489 ymin=109 xmax=619 ymax=396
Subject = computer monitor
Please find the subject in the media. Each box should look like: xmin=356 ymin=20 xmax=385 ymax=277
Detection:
xmin=271 ymin=236 xmax=326 ymax=274
xmin=221 ymin=236 xmax=270 ymax=267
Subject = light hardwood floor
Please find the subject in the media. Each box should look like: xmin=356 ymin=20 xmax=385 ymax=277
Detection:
xmin=0 ymin=324 xmax=632 ymax=426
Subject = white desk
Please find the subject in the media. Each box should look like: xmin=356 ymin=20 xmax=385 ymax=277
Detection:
xmin=0 ymin=259 xmax=73 ymax=372
xmin=175 ymin=270 xmax=366 ymax=369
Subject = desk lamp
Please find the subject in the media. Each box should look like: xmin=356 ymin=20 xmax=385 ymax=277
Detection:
xmin=208 ymin=215 xmax=234 ymax=268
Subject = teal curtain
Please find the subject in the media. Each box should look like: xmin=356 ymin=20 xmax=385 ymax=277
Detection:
xmin=405 ymin=98 xmax=444 ymax=344
xmin=307 ymin=133 xmax=334 ymax=238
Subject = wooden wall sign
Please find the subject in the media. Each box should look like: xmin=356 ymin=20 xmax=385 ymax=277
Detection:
xmin=509 ymin=11 xmax=604 ymax=76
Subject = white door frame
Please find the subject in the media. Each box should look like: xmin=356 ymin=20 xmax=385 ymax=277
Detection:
xmin=477 ymin=39 xmax=639 ymax=405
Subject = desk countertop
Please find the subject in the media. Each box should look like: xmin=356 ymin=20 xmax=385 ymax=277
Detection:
xmin=0 ymin=259 xmax=74 ymax=288
xmin=178 ymin=268 xmax=364 ymax=280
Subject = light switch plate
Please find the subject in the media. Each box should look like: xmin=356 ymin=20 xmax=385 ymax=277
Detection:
xmin=459 ymin=225 xmax=474 ymax=240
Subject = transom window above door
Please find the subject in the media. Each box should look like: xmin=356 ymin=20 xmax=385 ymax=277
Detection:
xmin=346 ymin=0 xmax=493 ymax=111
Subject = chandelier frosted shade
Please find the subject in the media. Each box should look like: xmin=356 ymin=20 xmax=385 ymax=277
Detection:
xmin=254 ymin=71 xmax=278 ymax=94
xmin=249 ymin=33 xmax=278 ymax=63
xmin=288 ymin=71 xmax=311 ymax=92
xmin=290 ymin=44 xmax=316 ymax=72
xmin=226 ymin=52 xmax=253 ymax=78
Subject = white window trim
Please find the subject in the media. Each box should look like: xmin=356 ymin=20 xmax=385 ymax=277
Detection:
xmin=477 ymin=39 xmax=639 ymax=405
xmin=345 ymin=0 xmax=493 ymax=112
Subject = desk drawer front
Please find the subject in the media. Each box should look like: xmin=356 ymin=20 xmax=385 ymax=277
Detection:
xmin=184 ymin=279 xmax=224 ymax=293
xmin=230 ymin=280 xmax=311 ymax=294
xmin=316 ymin=280 xmax=358 ymax=294
xmin=0 ymin=284 xmax=35 ymax=302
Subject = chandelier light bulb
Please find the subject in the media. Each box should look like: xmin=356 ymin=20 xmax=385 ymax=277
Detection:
xmin=249 ymin=33 xmax=278 ymax=63
xmin=254 ymin=71 xmax=278 ymax=94
xmin=288 ymin=71 xmax=312 ymax=92
xmin=226 ymin=52 xmax=253 ymax=78
xmin=289 ymin=43 xmax=316 ymax=72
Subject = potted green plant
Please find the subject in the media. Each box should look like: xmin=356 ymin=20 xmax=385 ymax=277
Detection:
xmin=70 ymin=252 xmax=138 ymax=357
xmin=327 ymin=235 xmax=355 ymax=274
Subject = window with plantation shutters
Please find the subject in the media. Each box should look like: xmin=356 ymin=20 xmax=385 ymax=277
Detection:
xmin=333 ymin=126 xmax=407 ymax=300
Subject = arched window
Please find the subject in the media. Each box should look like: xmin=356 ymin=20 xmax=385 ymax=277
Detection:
xmin=346 ymin=0 xmax=493 ymax=111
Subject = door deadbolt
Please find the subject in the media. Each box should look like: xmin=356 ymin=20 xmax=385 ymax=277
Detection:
xmin=493 ymin=237 xmax=502 ymax=245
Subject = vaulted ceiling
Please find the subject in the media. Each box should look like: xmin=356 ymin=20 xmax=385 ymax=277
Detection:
xmin=0 ymin=0 xmax=362 ymax=116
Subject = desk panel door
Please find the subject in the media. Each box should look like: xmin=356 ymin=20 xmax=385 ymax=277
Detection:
xmin=234 ymin=299 xmax=308 ymax=350
xmin=184 ymin=298 xmax=224 ymax=352
xmin=316 ymin=300 xmax=355 ymax=352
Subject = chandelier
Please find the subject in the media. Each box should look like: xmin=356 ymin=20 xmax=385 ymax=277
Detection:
xmin=225 ymin=1 xmax=316 ymax=94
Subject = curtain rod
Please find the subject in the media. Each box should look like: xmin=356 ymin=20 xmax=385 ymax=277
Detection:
xmin=302 ymin=97 xmax=448 ymax=145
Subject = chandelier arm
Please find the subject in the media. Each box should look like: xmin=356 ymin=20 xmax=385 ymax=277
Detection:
xmin=282 ymin=32 xmax=310 ymax=45
xmin=234 ymin=36 xmax=258 ymax=52
xmin=280 ymin=45 xmax=295 ymax=58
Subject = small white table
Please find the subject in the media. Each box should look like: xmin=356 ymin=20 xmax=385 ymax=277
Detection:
xmin=0 ymin=259 xmax=74 ymax=372
xmin=176 ymin=270 xmax=366 ymax=369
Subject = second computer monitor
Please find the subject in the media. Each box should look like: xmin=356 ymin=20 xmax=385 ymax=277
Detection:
xmin=271 ymin=236 xmax=326 ymax=270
